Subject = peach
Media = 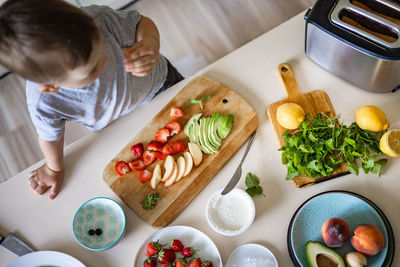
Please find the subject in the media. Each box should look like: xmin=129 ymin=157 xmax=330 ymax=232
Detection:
xmin=321 ymin=218 xmax=350 ymax=247
xmin=351 ymin=224 xmax=384 ymax=256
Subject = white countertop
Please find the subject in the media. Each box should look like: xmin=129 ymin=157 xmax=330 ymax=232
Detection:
xmin=1 ymin=11 xmax=399 ymax=267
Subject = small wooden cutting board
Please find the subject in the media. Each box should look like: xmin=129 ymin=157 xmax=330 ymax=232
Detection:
xmin=103 ymin=76 xmax=258 ymax=227
xmin=267 ymin=63 xmax=349 ymax=188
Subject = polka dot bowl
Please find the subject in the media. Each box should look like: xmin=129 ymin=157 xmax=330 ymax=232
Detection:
xmin=73 ymin=197 xmax=126 ymax=251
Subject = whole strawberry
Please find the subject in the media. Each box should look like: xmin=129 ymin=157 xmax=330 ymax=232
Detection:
xmin=171 ymin=239 xmax=184 ymax=252
xmin=162 ymin=264 xmax=173 ymax=267
xmin=146 ymin=241 xmax=162 ymax=257
xmin=143 ymin=257 xmax=156 ymax=267
xmin=201 ymin=260 xmax=213 ymax=267
xmin=189 ymin=258 xmax=202 ymax=267
xmin=175 ymin=258 xmax=188 ymax=267
xmin=158 ymin=248 xmax=176 ymax=264
xmin=181 ymin=247 xmax=196 ymax=257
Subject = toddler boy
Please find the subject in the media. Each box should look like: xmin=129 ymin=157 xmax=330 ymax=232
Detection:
xmin=0 ymin=0 xmax=183 ymax=199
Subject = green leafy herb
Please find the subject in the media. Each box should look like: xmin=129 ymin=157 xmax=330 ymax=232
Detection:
xmin=245 ymin=172 xmax=263 ymax=197
xmin=188 ymin=95 xmax=211 ymax=109
xmin=141 ymin=192 xmax=160 ymax=211
xmin=279 ymin=112 xmax=387 ymax=180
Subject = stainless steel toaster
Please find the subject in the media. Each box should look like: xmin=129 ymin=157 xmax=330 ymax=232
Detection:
xmin=305 ymin=0 xmax=400 ymax=93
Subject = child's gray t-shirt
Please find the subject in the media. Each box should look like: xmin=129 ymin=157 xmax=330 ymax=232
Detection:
xmin=26 ymin=5 xmax=167 ymax=141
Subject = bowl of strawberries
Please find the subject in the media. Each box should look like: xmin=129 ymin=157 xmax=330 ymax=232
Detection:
xmin=135 ymin=225 xmax=222 ymax=267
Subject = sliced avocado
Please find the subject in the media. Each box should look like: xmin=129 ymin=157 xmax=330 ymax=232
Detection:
xmin=184 ymin=113 xmax=202 ymax=136
xmin=199 ymin=117 xmax=218 ymax=154
xmin=217 ymin=114 xmax=234 ymax=139
xmin=305 ymin=241 xmax=345 ymax=267
xmin=208 ymin=113 xmax=222 ymax=148
xmin=187 ymin=124 xmax=195 ymax=143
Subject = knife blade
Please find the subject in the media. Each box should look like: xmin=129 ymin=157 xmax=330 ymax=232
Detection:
xmin=221 ymin=131 xmax=257 ymax=195
xmin=0 ymin=233 xmax=33 ymax=256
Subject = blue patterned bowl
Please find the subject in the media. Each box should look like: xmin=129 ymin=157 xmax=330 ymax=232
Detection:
xmin=73 ymin=197 xmax=126 ymax=251
xmin=287 ymin=190 xmax=395 ymax=267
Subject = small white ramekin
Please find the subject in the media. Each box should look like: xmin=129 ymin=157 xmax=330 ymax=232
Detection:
xmin=205 ymin=188 xmax=255 ymax=236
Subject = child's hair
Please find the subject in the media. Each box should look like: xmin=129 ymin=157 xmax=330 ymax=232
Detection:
xmin=0 ymin=0 xmax=100 ymax=83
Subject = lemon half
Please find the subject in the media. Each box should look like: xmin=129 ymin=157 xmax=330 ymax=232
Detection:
xmin=379 ymin=129 xmax=400 ymax=157
xmin=276 ymin=103 xmax=305 ymax=130
xmin=355 ymin=105 xmax=389 ymax=132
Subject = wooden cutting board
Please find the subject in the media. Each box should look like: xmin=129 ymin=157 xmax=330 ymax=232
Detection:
xmin=267 ymin=63 xmax=349 ymax=188
xmin=103 ymin=76 xmax=258 ymax=227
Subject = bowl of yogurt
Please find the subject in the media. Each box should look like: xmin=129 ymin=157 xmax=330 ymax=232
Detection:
xmin=205 ymin=188 xmax=255 ymax=236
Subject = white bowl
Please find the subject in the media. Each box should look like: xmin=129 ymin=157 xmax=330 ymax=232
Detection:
xmin=72 ymin=197 xmax=126 ymax=251
xmin=205 ymin=188 xmax=255 ymax=236
xmin=226 ymin=244 xmax=279 ymax=267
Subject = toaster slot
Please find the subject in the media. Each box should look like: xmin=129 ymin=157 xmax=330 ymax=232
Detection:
xmin=339 ymin=8 xmax=398 ymax=43
xmin=350 ymin=0 xmax=400 ymax=24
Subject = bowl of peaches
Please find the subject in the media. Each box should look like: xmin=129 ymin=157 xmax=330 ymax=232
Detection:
xmin=287 ymin=190 xmax=394 ymax=267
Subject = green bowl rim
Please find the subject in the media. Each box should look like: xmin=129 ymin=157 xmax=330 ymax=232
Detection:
xmin=72 ymin=197 xmax=126 ymax=251
xmin=286 ymin=190 xmax=395 ymax=267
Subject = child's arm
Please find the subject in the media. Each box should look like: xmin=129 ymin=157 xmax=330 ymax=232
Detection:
xmin=122 ymin=15 xmax=160 ymax=76
xmin=28 ymin=135 xmax=64 ymax=200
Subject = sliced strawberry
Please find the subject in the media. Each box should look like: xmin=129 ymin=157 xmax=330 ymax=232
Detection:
xmin=129 ymin=158 xmax=146 ymax=171
xmin=162 ymin=141 xmax=187 ymax=155
xmin=139 ymin=170 xmax=152 ymax=183
xmin=130 ymin=143 xmax=144 ymax=158
xmin=143 ymin=151 xmax=156 ymax=166
xmin=153 ymin=151 xmax=167 ymax=161
xmin=170 ymin=106 xmax=184 ymax=120
xmin=165 ymin=121 xmax=182 ymax=136
xmin=147 ymin=141 xmax=164 ymax=152
xmin=155 ymin=128 xmax=170 ymax=144
xmin=115 ymin=161 xmax=131 ymax=176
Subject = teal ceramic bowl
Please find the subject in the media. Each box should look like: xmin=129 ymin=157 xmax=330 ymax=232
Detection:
xmin=287 ymin=190 xmax=394 ymax=267
xmin=73 ymin=197 xmax=126 ymax=251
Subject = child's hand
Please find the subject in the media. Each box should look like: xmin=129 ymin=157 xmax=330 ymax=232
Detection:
xmin=123 ymin=37 xmax=160 ymax=77
xmin=28 ymin=164 xmax=63 ymax=200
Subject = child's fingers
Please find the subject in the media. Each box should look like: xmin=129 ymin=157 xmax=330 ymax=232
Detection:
xmin=28 ymin=176 xmax=38 ymax=190
xmin=35 ymin=183 xmax=49 ymax=195
xmin=49 ymin=182 xmax=61 ymax=200
xmin=124 ymin=55 xmax=156 ymax=68
xmin=125 ymin=61 xmax=156 ymax=72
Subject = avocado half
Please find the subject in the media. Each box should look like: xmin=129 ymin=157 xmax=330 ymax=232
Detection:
xmin=305 ymin=241 xmax=345 ymax=267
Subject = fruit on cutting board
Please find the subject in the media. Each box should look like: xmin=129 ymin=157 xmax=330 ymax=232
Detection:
xmin=276 ymin=102 xmax=305 ymax=129
xmin=165 ymin=162 xmax=179 ymax=187
xmin=140 ymin=170 xmax=153 ymax=183
xmin=185 ymin=113 xmax=234 ymax=154
xmin=175 ymin=156 xmax=186 ymax=182
xmin=151 ymin=164 xmax=162 ymax=189
xmin=115 ymin=160 xmax=130 ymax=176
xmin=351 ymin=224 xmax=384 ymax=256
xmin=131 ymin=143 xmax=144 ymax=158
xmin=188 ymin=143 xmax=203 ymax=166
xmin=183 ymin=152 xmax=193 ymax=177
xmin=170 ymin=106 xmax=184 ymax=120
xmin=379 ymin=129 xmax=400 ymax=157
xmin=355 ymin=105 xmax=389 ymax=132
xmin=162 ymin=156 xmax=176 ymax=182
xmin=321 ymin=218 xmax=350 ymax=247
xmin=305 ymin=241 xmax=345 ymax=267
xmin=344 ymin=251 xmax=367 ymax=267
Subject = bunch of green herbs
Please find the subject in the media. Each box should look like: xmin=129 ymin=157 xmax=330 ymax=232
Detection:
xmin=279 ymin=112 xmax=387 ymax=179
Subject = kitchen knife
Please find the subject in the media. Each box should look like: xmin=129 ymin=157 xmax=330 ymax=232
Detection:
xmin=221 ymin=131 xmax=257 ymax=195
xmin=0 ymin=233 xmax=33 ymax=256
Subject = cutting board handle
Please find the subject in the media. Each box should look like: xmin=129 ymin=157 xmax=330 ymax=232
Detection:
xmin=278 ymin=63 xmax=302 ymax=99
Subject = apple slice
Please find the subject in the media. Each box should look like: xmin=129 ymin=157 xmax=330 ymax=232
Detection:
xmin=175 ymin=156 xmax=186 ymax=183
xmin=161 ymin=156 xmax=176 ymax=182
xmin=150 ymin=164 xmax=162 ymax=189
xmin=183 ymin=151 xmax=193 ymax=177
xmin=165 ymin=162 xmax=178 ymax=187
xmin=188 ymin=142 xmax=203 ymax=166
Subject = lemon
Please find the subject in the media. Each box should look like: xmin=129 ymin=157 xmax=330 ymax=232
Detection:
xmin=355 ymin=105 xmax=389 ymax=132
xmin=379 ymin=129 xmax=400 ymax=157
xmin=276 ymin=103 xmax=305 ymax=129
